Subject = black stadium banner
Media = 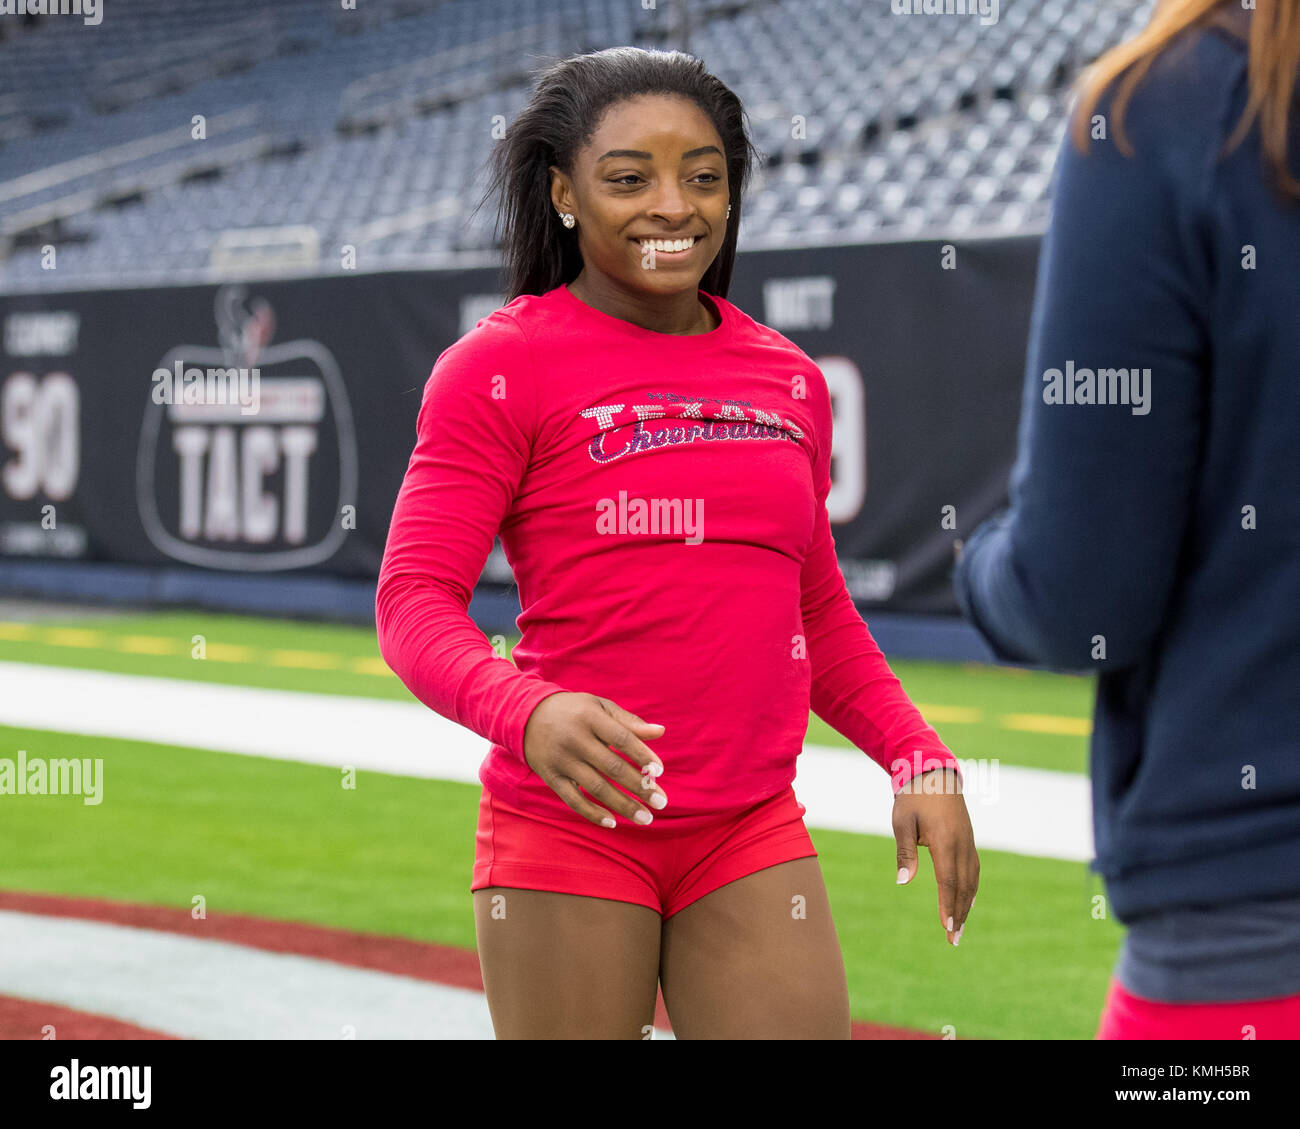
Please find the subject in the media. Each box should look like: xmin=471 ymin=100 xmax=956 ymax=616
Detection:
xmin=0 ymin=237 xmax=1039 ymax=615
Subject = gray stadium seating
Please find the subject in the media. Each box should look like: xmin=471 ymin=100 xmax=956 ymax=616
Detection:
xmin=0 ymin=0 xmax=1157 ymax=291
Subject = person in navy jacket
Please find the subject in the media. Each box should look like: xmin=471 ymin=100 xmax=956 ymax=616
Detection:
xmin=955 ymin=1 xmax=1300 ymax=1038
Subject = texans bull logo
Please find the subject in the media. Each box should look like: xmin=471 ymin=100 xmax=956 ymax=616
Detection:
xmin=136 ymin=285 xmax=358 ymax=570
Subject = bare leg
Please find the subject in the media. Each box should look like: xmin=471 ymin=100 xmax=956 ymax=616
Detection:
xmin=658 ymin=857 xmax=851 ymax=1039
xmin=473 ymin=887 xmax=662 ymax=1039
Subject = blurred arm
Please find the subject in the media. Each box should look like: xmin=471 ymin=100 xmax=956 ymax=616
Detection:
xmin=955 ymin=101 xmax=1208 ymax=670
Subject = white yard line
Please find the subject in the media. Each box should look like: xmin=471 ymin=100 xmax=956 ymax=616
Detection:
xmin=0 ymin=910 xmax=491 ymax=1039
xmin=0 ymin=909 xmax=674 ymax=1039
xmin=0 ymin=661 xmax=1095 ymax=861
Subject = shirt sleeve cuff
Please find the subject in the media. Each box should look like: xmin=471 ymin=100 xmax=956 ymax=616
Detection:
xmin=498 ymin=680 xmax=571 ymax=766
xmin=889 ymin=748 xmax=964 ymax=795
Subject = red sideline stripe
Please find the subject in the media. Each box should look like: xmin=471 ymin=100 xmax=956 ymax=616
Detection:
xmin=0 ymin=995 xmax=177 ymax=1041
xmin=0 ymin=890 xmax=937 ymax=1039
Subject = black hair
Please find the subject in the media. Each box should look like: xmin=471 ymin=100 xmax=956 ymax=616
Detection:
xmin=475 ymin=46 xmax=760 ymax=302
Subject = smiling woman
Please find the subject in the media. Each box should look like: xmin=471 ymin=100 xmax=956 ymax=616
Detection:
xmin=475 ymin=47 xmax=760 ymax=335
xmin=546 ymin=98 xmax=730 ymax=335
xmin=379 ymin=45 xmax=979 ymax=1041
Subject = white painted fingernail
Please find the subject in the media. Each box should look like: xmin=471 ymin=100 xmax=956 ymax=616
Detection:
xmin=601 ymin=817 xmax=616 ymax=828
xmin=896 ymin=868 xmax=908 ymax=885
xmin=634 ymin=810 xmax=653 ymax=825
xmin=946 ymin=916 xmax=954 ymax=932
xmin=649 ymin=792 xmax=667 ymax=809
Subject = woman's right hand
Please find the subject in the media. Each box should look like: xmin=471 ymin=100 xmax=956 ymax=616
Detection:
xmin=522 ymin=692 xmax=668 ymax=828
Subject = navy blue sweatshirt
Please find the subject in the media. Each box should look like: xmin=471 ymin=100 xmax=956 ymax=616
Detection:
xmin=955 ymin=13 xmax=1300 ymax=926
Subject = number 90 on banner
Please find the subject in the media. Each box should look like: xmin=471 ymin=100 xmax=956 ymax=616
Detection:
xmin=1 ymin=371 xmax=80 ymax=503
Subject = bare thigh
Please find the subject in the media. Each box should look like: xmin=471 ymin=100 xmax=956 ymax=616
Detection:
xmin=473 ymin=887 xmax=662 ymax=1039
xmin=658 ymin=856 xmax=851 ymax=1039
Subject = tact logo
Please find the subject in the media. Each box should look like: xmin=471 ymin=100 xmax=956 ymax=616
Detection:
xmin=136 ymin=285 xmax=357 ymax=570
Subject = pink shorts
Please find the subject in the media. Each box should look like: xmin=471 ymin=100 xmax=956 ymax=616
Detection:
xmin=471 ymin=783 xmax=818 ymax=919
xmin=1096 ymin=976 xmax=1300 ymax=1039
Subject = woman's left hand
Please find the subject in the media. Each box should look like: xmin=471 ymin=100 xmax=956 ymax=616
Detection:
xmin=893 ymin=767 xmax=979 ymax=946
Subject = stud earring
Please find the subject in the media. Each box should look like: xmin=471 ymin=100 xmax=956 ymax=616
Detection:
xmin=727 ymin=203 xmax=732 ymax=219
xmin=559 ymin=212 xmax=575 ymax=228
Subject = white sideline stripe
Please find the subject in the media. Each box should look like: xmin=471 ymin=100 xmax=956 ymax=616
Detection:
xmin=792 ymin=744 xmax=1095 ymax=862
xmin=0 ymin=910 xmax=492 ymax=1039
xmin=0 ymin=661 xmax=1094 ymax=862
xmin=0 ymin=911 xmax=676 ymax=1040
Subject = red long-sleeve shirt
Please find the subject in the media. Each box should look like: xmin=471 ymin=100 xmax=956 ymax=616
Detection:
xmin=376 ymin=283 xmax=960 ymax=821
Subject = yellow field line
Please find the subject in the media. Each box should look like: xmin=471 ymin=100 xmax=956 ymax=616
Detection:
xmin=203 ymin=643 xmax=257 ymax=663
xmin=115 ymin=635 xmax=184 ymax=655
xmin=349 ymin=656 xmax=392 ymax=676
xmin=43 ymin=628 xmax=104 ymax=648
xmin=268 ymin=649 xmax=344 ymax=670
xmin=1000 ymin=712 xmax=1093 ymax=736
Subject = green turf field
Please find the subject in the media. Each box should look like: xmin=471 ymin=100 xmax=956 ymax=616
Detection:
xmin=0 ymin=608 xmax=1117 ymax=1039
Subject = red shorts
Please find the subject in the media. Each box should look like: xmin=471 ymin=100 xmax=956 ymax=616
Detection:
xmin=471 ymin=783 xmax=818 ymax=918
xmin=1096 ymin=977 xmax=1300 ymax=1039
